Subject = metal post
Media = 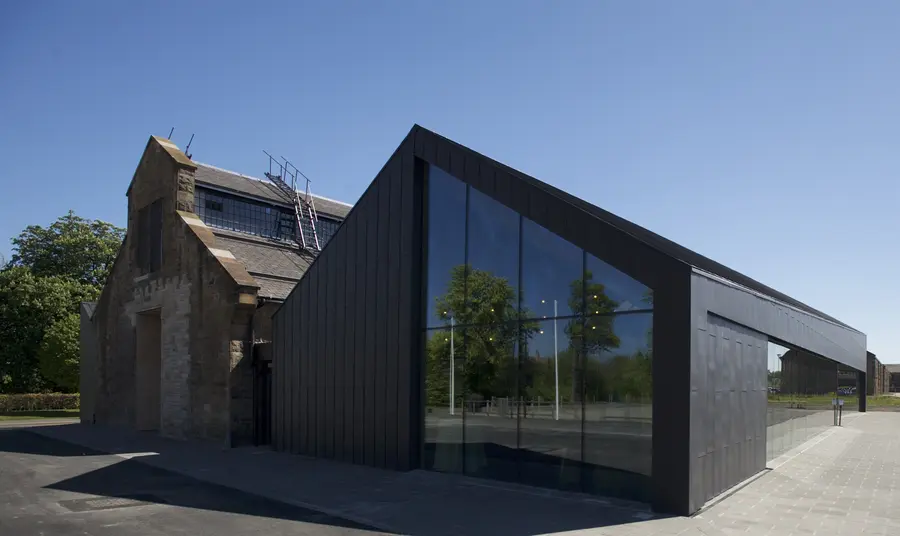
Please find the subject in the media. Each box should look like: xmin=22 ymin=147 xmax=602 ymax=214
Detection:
xmin=450 ymin=316 xmax=455 ymax=416
xmin=554 ymin=300 xmax=559 ymax=421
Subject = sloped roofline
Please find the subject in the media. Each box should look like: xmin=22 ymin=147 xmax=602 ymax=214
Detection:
xmin=412 ymin=124 xmax=858 ymax=333
xmin=193 ymin=161 xmax=353 ymax=208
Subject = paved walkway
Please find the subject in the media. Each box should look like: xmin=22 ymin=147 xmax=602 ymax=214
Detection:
xmin=21 ymin=412 xmax=900 ymax=536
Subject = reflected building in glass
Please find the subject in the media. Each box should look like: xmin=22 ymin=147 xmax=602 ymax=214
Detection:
xmin=270 ymin=125 xmax=868 ymax=516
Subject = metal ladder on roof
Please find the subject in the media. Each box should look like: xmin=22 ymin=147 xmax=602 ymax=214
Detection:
xmin=263 ymin=151 xmax=321 ymax=252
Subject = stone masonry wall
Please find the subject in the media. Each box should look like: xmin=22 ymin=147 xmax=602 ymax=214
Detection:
xmin=91 ymin=136 xmax=257 ymax=445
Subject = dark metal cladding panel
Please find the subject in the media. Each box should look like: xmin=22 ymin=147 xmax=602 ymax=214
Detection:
xmin=692 ymin=271 xmax=866 ymax=371
xmin=315 ymin=262 xmax=326 ymax=458
xmin=300 ymin=275 xmax=311 ymax=456
xmin=291 ymin=282 xmax=301 ymax=454
xmin=281 ymin=306 xmax=289 ymax=453
xmin=324 ymin=239 xmax=336 ymax=459
xmin=650 ymin=264 xmax=693 ymax=516
xmin=363 ymin=181 xmax=380 ymax=466
xmin=374 ymin=166 xmax=391 ymax=468
xmin=354 ymin=207 xmax=368 ymax=464
xmin=342 ymin=216 xmax=357 ymax=460
xmin=504 ymin=169 xmax=529 ymax=216
xmin=333 ymin=223 xmax=347 ymax=461
xmin=385 ymin=153 xmax=402 ymax=469
xmin=688 ymin=309 xmax=768 ymax=510
xmin=397 ymin=153 xmax=417 ymax=470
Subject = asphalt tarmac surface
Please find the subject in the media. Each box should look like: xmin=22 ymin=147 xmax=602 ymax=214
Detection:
xmin=0 ymin=427 xmax=387 ymax=536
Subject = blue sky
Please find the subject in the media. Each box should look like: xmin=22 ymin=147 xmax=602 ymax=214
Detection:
xmin=1 ymin=1 xmax=897 ymax=359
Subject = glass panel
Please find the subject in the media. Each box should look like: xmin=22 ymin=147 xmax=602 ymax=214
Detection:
xmin=767 ymin=341 xmax=842 ymax=461
xmin=583 ymin=313 xmax=652 ymax=501
xmin=424 ymin=166 xmax=467 ymax=328
xmin=193 ymin=187 xmax=302 ymax=242
xmin=521 ymin=217 xmax=584 ymax=320
xmin=766 ymin=341 xmax=785 ymax=460
xmin=462 ymin=323 xmax=519 ymax=483
xmin=423 ymin=328 xmax=463 ymax=472
xmin=466 ymin=187 xmax=519 ymax=323
xmin=585 ymin=254 xmax=652 ymax=313
xmin=519 ymin=318 xmax=582 ymax=491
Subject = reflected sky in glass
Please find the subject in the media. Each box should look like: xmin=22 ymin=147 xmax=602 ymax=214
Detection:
xmin=425 ymin=166 xmax=466 ymax=327
xmin=521 ymin=217 xmax=582 ymax=319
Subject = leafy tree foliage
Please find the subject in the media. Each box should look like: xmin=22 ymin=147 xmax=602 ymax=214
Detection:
xmin=38 ymin=313 xmax=81 ymax=393
xmin=10 ymin=210 xmax=124 ymax=287
xmin=0 ymin=264 xmax=98 ymax=393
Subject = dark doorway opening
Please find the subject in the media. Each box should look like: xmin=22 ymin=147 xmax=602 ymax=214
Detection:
xmin=253 ymin=343 xmax=272 ymax=446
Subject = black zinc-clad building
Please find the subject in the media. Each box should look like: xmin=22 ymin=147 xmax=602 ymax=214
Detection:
xmin=271 ymin=125 xmax=867 ymax=516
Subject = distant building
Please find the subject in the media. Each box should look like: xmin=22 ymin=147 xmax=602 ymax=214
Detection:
xmin=79 ymin=136 xmax=350 ymax=447
xmin=886 ymin=364 xmax=900 ymax=393
xmin=867 ymin=351 xmax=889 ymax=396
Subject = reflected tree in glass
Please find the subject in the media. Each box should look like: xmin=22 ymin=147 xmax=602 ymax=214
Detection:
xmin=426 ymin=264 xmax=538 ymax=405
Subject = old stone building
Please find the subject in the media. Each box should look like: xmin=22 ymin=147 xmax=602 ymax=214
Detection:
xmin=867 ymin=351 xmax=889 ymax=396
xmin=80 ymin=135 xmax=349 ymax=446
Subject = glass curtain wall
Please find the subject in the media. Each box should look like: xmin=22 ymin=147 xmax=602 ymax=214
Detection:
xmin=766 ymin=341 xmax=847 ymax=461
xmin=422 ymin=164 xmax=653 ymax=501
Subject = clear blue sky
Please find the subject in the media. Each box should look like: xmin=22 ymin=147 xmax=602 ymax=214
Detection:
xmin=1 ymin=2 xmax=897 ymax=360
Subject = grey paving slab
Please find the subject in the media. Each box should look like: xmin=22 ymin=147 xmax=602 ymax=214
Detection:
xmin=16 ymin=411 xmax=900 ymax=536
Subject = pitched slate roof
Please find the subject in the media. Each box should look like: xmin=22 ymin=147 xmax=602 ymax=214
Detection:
xmin=188 ymin=161 xmax=352 ymax=300
xmin=194 ymin=162 xmax=352 ymax=220
xmin=212 ymin=229 xmax=314 ymax=300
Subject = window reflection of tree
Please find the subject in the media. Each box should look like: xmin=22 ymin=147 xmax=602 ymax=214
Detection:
xmin=425 ymin=265 xmax=652 ymax=411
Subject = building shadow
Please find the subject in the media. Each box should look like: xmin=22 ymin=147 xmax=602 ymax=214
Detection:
xmin=0 ymin=428 xmax=104 ymax=457
xmin=0 ymin=429 xmax=389 ymax=533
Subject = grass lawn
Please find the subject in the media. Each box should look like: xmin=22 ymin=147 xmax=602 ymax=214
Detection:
xmin=767 ymin=394 xmax=900 ymax=410
xmin=867 ymin=396 xmax=900 ymax=409
xmin=0 ymin=409 xmax=79 ymax=421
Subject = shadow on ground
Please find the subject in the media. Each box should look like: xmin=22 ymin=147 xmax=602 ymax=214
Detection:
xmin=0 ymin=429 xmax=388 ymax=534
xmin=0 ymin=425 xmax=668 ymax=536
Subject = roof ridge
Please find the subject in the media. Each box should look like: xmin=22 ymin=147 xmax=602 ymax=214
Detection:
xmin=193 ymin=161 xmax=352 ymax=207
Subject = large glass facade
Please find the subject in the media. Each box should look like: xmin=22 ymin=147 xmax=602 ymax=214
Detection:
xmin=422 ymin=164 xmax=653 ymax=501
xmin=766 ymin=341 xmax=849 ymax=461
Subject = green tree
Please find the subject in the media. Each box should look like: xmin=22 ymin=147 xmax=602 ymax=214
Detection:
xmin=0 ymin=267 xmax=97 ymax=393
xmin=38 ymin=313 xmax=80 ymax=392
xmin=10 ymin=210 xmax=124 ymax=287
